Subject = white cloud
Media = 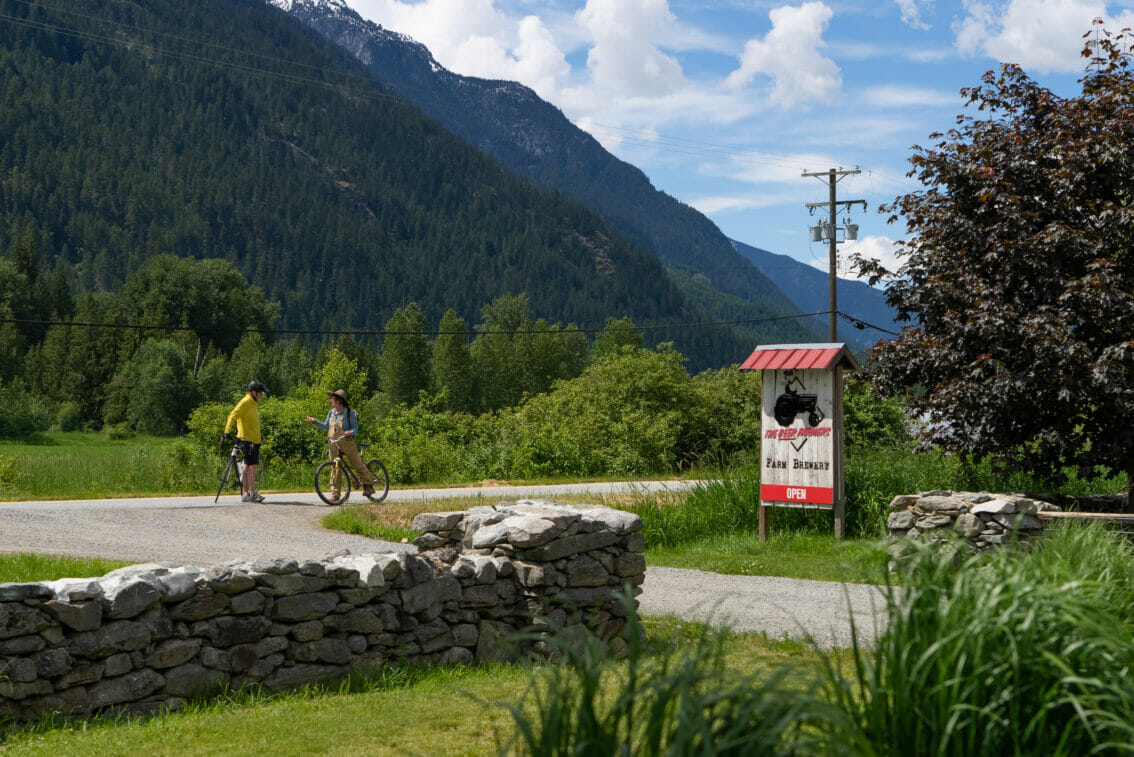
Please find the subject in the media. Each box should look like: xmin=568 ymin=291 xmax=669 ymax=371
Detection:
xmin=819 ymin=235 xmax=903 ymax=280
xmin=692 ymin=192 xmax=794 ymax=214
xmin=724 ymin=2 xmax=841 ymax=109
xmin=575 ymin=0 xmax=687 ymax=96
xmin=896 ymin=0 xmax=933 ymax=29
xmin=862 ymin=84 xmax=957 ymax=108
xmin=954 ymin=0 xmax=1134 ymax=73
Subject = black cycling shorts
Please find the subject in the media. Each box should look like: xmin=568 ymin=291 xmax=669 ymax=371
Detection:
xmin=236 ymin=440 xmax=261 ymax=466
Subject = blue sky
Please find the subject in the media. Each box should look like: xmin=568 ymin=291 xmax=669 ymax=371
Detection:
xmin=344 ymin=1 xmax=1134 ymax=278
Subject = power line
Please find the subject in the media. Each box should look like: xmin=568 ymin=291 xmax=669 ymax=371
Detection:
xmin=837 ymin=311 xmax=901 ymax=336
xmin=0 ymin=310 xmax=838 ymax=338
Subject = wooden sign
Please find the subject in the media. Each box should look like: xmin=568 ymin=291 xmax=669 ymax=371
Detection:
xmin=740 ymin=343 xmax=858 ymax=540
xmin=761 ymin=368 xmax=837 ymax=506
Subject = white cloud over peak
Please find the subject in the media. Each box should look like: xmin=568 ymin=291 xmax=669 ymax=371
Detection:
xmin=724 ymin=2 xmax=841 ymax=109
xmin=351 ymin=0 xmax=569 ymax=97
xmin=955 ymin=0 xmax=1134 ymax=73
xmin=575 ymin=0 xmax=686 ymax=96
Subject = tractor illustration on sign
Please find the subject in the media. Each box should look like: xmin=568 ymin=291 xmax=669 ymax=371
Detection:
xmin=774 ymin=374 xmax=825 ymax=428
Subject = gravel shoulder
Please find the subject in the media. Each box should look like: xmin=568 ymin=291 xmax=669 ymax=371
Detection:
xmin=0 ymin=485 xmax=887 ymax=646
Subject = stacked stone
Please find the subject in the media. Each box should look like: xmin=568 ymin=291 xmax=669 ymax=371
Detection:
xmin=0 ymin=501 xmax=644 ymax=721
xmin=887 ymin=491 xmax=1055 ymax=552
xmin=412 ymin=499 xmax=646 ymax=648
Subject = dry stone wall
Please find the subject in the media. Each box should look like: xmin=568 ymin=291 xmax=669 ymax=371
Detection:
xmin=887 ymin=490 xmax=1058 ymax=552
xmin=0 ymin=500 xmax=644 ymax=720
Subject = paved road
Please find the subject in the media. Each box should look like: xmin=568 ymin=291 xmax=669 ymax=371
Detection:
xmin=0 ymin=481 xmax=885 ymax=646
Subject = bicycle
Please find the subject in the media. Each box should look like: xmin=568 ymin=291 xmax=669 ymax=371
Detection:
xmin=215 ymin=438 xmax=265 ymax=503
xmin=314 ymin=436 xmax=389 ymax=506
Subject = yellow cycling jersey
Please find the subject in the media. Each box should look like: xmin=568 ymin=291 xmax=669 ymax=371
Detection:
xmin=224 ymin=394 xmax=262 ymax=444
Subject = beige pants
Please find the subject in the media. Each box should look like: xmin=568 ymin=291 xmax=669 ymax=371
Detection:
xmin=328 ymin=421 xmax=374 ymax=496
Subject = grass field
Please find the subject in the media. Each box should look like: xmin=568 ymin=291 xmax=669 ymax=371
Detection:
xmin=0 ymin=433 xmax=198 ymax=500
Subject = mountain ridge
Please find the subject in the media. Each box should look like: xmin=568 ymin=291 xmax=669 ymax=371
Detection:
xmin=0 ymin=0 xmax=752 ymax=369
xmin=268 ymin=0 xmax=830 ymax=350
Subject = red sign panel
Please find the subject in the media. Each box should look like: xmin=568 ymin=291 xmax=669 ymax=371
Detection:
xmin=760 ymin=484 xmax=834 ymax=505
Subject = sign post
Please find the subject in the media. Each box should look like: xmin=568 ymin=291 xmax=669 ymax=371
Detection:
xmin=739 ymin=344 xmax=860 ymax=540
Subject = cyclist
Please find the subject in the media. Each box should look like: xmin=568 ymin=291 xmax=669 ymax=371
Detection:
xmin=304 ymin=389 xmax=376 ymax=500
xmin=222 ymin=380 xmax=267 ymax=503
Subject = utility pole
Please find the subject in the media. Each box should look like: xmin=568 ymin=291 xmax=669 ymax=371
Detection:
xmin=803 ymin=169 xmax=866 ymax=342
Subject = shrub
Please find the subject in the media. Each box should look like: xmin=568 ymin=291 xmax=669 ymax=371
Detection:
xmin=186 ymin=396 xmax=326 ymax=466
xmin=364 ymin=397 xmax=495 ymax=484
xmin=0 ymin=379 xmax=50 ymax=438
xmin=493 ymin=346 xmax=763 ymax=478
xmin=104 ymin=423 xmax=134 ymax=440
xmin=54 ymin=401 xmax=82 ymax=432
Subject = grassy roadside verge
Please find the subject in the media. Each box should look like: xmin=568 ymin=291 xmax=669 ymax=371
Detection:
xmin=0 ymin=432 xmax=699 ymax=501
xmin=0 ymin=553 xmax=132 ymax=583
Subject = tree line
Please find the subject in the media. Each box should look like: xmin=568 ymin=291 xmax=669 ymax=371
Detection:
xmin=0 ymin=239 xmax=648 ymax=438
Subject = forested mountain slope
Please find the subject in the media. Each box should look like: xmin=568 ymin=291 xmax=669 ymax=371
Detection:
xmin=0 ymin=0 xmax=760 ymax=369
xmin=269 ymin=0 xmax=825 ymax=351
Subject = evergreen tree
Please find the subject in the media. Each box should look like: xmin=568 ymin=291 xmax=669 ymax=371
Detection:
xmin=226 ymin=333 xmax=281 ymax=399
xmin=431 ymin=309 xmax=475 ymax=413
xmin=48 ymin=265 xmax=74 ymax=321
xmin=380 ymin=302 xmax=431 ymax=406
xmin=592 ymin=316 xmax=643 ymax=362
xmin=279 ymin=337 xmax=314 ymax=396
xmin=470 ymin=294 xmax=531 ymax=411
xmin=103 ymin=338 xmax=197 ymax=433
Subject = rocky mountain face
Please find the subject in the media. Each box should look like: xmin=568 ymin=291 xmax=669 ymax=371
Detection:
xmin=268 ymin=0 xmax=828 ymax=348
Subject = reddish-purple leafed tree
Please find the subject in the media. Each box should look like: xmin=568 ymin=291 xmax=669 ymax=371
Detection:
xmin=864 ymin=23 xmax=1134 ymax=505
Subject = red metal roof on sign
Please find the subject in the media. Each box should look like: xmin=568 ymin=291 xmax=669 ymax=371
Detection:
xmin=738 ymin=343 xmax=860 ymax=372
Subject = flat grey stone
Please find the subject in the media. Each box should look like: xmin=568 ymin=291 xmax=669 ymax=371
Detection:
xmin=0 ymin=604 xmax=52 ymax=641
xmin=411 ymin=512 xmax=465 ymax=532
xmin=0 ymin=583 xmax=54 ymax=602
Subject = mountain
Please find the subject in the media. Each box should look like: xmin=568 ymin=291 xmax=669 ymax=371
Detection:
xmin=268 ymin=0 xmax=828 ymax=351
xmin=731 ymin=239 xmax=905 ymax=351
xmin=0 ymin=0 xmax=754 ymax=370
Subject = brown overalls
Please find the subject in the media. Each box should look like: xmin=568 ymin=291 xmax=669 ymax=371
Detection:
xmin=327 ymin=413 xmax=374 ymax=498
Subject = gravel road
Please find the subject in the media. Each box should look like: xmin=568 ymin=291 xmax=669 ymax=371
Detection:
xmin=0 ymin=483 xmax=886 ymax=647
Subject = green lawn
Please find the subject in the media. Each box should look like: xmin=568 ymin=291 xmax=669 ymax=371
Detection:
xmin=646 ymin=532 xmax=886 ymax=584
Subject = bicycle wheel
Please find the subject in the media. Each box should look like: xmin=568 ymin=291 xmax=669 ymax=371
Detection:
xmin=365 ymin=460 xmax=389 ymax=503
xmin=215 ymin=455 xmax=236 ymax=502
xmin=314 ymin=461 xmax=349 ymax=505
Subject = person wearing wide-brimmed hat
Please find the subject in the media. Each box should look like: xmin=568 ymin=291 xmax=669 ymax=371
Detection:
xmin=304 ymin=389 xmax=377 ymax=499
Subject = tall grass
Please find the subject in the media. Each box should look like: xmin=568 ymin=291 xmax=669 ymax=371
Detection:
xmin=629 ymin=446 xmax=1131 ymax=547
xmin=501 ymin=595 xmax=828 ymax=756
xmin=817 ymin=522 xmax=1134 ymax=755
xmin=503 ymin=524 xmax=1134 ymax=755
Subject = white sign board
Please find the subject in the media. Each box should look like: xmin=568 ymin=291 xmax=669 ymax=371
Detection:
xmin=760 ymin=368 xmax=837 ymax=506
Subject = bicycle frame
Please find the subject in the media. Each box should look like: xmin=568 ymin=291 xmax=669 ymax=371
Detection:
xmin=215 ymin=441 xmax=264 ymax=502
xmin=314 ymin=435 xmax=389 ymax=505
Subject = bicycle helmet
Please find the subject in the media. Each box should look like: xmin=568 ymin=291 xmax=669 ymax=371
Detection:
xmin=247 ymin=380 xmax=268 ymax=395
